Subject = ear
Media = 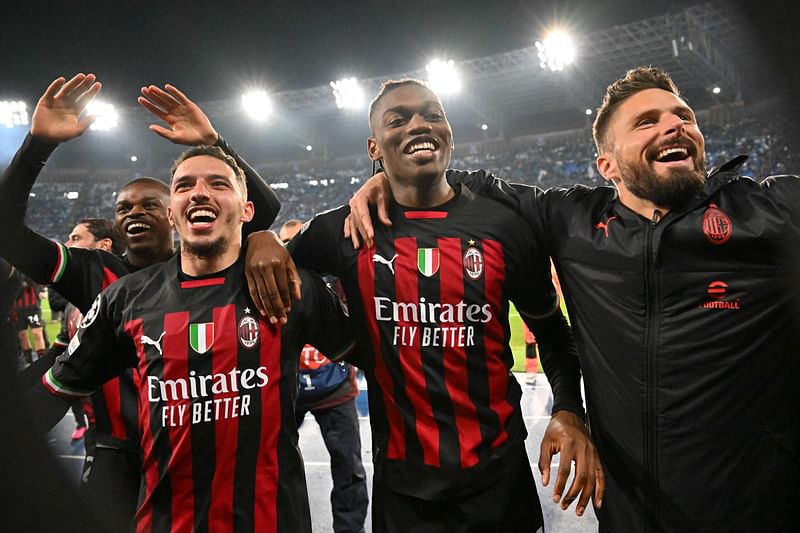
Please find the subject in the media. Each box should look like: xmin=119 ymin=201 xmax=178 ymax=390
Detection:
xmin=167 ymin=206 xmax=176 ymax=228
xmin=367 ymin=137 xmax=382 ymax=161
xmin=97 ymin=238 xmax=114 ymax=253
xmin=596 ymin=152 xmax=617 ymax=184
xmin=241 ymin=201 xmax=254 ymax=224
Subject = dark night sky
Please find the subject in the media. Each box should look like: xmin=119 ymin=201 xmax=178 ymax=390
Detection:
xmin=2 ymin=0 xmax=741 ymax=103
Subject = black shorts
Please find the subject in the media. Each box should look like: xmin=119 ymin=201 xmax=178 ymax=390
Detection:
xmin=371 ymin=442 xmax=544 ymax=533
xmin=14 ymin=306 xmax=42 ymax=331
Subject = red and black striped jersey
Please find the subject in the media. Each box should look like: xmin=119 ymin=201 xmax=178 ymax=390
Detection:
xmin=289 ymin=182 xmax=558 ymax=498
xmin=15 ymin=277 xmax=41 ymax=309
xmin=46 ymin=255 xmax=353 ymax=532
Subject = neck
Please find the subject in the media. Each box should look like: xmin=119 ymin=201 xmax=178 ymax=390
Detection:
xmin=180 ymin=243 xmax=240 ymax=277
xmin=127 ymin=246 xmax=174 ymax=268
xmin=389 ymin=172 xmax=453 ymax=208
xmin=618 ymin=189 xmax=669 ymax=221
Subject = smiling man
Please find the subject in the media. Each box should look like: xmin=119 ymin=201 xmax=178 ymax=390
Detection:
xmin=33 ymin=145 xmax=354 ymax=532
xmin=346 ymin=67 xmax=800 ymax=532
xmin=247 ymin=79 xmax=602 ymax=532
xmin=0 ymin=73 xmax=282 ymax=530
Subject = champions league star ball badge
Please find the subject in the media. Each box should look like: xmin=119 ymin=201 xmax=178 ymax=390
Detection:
xmin=238 ymin=315 xmax=260 ymax=349
xmin=463 ymin=246 xmax=484 ymax=280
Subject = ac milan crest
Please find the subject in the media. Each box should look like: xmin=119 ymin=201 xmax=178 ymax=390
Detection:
xmin=703 ymin=203 xmax=732 ymax=245
xmin=238 ymin=315 xmax=260 ymax=349
xmin=463 ymin=246 xmax=484 ymax=280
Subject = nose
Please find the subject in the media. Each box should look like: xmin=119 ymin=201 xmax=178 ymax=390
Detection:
xmin=407 ymin=113 xmax=433 ymax=134
xmin=190 ymin=179 xmax=211 ymax=201
xmin=663 ymin=113 xmax=685 ymax=137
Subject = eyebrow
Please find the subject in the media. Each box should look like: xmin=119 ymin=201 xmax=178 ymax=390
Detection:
xmin=382 ymin=101 xmax=442 ymax=117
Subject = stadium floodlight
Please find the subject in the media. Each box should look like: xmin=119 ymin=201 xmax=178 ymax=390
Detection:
xmin=241 ymin=91 xmax=272 ymax=121
xmin=305 ymin=145 xmax=313 ymax=152
xmin=330 ymin=77 xmax=364 ymax=110
xmin=481 ymin=123 xmax=489 ymax=131
xmin=425 ymin=59 xmax=462 ymax=95
xmin=712 ymin=86 xmax=721 ymax=95
xmin=0 ymin=100 xmax=29 ymax=128
xmin=585 ymin=108 xmax=593 ymax=115
xmin=535 ymin=31 xmax=576 ymax=71
xmin=130 ymin=155 xmax=138 ymax=162
xmin=87 ymin=101 xmax=118 ymax=131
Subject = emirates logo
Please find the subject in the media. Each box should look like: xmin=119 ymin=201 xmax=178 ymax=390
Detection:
xmin=703 ymin=203 xmax=732 ymax=245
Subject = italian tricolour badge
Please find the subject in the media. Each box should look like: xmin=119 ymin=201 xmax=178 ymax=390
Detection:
xmin=189 ymin=322 xmax=214 ymax=354
xmin=417 ymin=248 xmax=440 ymax=277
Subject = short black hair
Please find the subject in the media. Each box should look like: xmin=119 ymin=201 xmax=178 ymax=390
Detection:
xmin=76 ymin=217 xmax=125 ymax=255
xmin=120 ymin=176 xmax=170 ymax=195
xmin=368 ymin=79 xmax=432 ymax=132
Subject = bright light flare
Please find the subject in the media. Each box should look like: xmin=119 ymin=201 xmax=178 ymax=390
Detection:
xmin=241 ymin=91 xmax=272 ymax=121
xmin=87 ymin=101 xmax=118 ymax=131
xmin=0 ymin=101 xmax=29 ymax=128
xmin=712 ymin=86 xmax=721 ymax=95
xmin=330 ymin=77 xmax=364 ymax=109
xmin=425 ymin=59 xmax=462 ymax=95
xmin=535 ymin=31 xmax=576 ymax=71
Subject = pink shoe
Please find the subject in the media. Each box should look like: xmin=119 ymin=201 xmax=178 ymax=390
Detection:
xmin=71 ymin=426 xmax=87 ymax=440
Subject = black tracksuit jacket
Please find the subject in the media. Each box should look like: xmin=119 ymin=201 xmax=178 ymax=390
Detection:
xmin=458 ymin=157 xmax=800 ymax=532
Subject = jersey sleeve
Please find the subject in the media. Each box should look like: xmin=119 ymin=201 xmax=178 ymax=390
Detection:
xmin=294 ymin=269 xmax=355 ymax=363
xmin=286 ymin=205 xmax=350 ymax=276
xmin=0 ymin=134 xmax=69 ymax=284
xmin=215 ymin=135 xmax=281 ymax=234
xmin=42 ymin=289 xmax=137 ymax=400
xmin=503 ymin=208 xmax=584 ymax=418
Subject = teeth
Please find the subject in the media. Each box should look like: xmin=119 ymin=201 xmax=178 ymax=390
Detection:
xmin=127 ymin=223 xmax=150 ymax=231
xmin=408 ymin=141 xmax=436 ymax=153
xmin=656 ymin=146 xmax=688 ymax=160
xmin=189 ymin=209 xmax=217 ymax=223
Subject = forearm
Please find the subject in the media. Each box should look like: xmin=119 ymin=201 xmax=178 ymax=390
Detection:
xmin=215 ymin=136 xmax=281 ymax=232
xmin=26 ymin=382 xmax=73 ymax=434
xmin=0 ymin=135 xmax=66 ymax=283
xmin=525 ymin=309 xmax=585 ymax=419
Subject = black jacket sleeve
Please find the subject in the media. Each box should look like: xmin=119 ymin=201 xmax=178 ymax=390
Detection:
xmin=214 ymin=136 xmax=281 ymax=234
xmin=0 ymin=134 xmax=66 ymax=283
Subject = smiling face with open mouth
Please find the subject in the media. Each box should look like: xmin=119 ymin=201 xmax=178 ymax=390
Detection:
xmin=168 ymin=154 xmax=253 ymax=260
xmin=368 ymin=83 xmax=453 ymax=188
xmin=115 ymin=181 xmax=173 ymax=263
xmin=599 ymin=88 xmax=707 ymax=212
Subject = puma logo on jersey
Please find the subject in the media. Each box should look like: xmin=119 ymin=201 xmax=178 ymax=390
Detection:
xmin=373 ymin=253 xmax=398 ymax=275
xmin=141 ymin=331 xmax=166 ymax=356
xmin=594 ymin=216 xmax=618 ymax=238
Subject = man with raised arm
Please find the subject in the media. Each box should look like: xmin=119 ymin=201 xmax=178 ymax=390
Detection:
xmin=30 ymin=144 xmax=354 ymax=532
xmin=0 ymin=73 xmax=282 ymax=530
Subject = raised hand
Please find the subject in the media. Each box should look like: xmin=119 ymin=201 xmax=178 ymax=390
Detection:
xmin=30 ymin=74 xmax=101 ymax=143
xmin=138 ymin=84 xmax=218 ymax=146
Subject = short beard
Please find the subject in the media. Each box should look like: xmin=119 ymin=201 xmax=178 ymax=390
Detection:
xmin=182 ymin=236 xmax=227 ymax=260
xmin=619 ymin=156 xmax=706 ymax=210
